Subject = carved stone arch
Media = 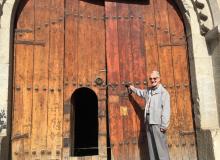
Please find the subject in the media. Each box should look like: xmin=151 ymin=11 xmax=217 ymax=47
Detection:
xmin=0 ymin=0 xmax=219 ymax=160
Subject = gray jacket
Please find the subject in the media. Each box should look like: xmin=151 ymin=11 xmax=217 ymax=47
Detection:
xmin=131 ymin=84 xmax=170 ymax=129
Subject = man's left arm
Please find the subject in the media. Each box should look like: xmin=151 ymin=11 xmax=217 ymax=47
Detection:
xmin=161 ymin=91 xmax=171 ymax=131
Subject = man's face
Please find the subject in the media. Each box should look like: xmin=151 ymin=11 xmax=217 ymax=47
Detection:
xmin=149 ymin=72 xmax=160 ymax=87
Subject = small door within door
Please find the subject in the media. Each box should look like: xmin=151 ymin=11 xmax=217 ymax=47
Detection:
xmin=71 ymin=88 xmax=99 ymax=156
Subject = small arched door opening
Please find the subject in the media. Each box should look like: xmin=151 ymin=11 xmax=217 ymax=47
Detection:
xmin=71 ymin=87 xmax=99 ymax=157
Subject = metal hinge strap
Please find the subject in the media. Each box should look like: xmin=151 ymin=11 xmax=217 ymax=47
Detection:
xmin=15 ymin=29 xmax=33 ymax=33
xmin=159 ymin=43 xmax=186 ymax=47
xmin=11 ymin=133 xmax=29 ymax=141
xmin=179 ymin=130 xmax=195 ymax=136
xmin=15 ymin=40 xmax=46 ymax=46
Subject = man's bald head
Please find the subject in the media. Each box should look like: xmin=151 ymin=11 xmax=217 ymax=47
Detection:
xmin=150 ymin=71 xmax=160 ymax=78
xmin=149 ymin=70 xmax=161 ymax=88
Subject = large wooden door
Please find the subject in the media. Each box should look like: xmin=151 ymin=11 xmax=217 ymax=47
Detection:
xmin=12 ymin=0 xmax=197 ymax=160
xmin=106 ymin=0 xmax=197 ymax=160
xmin=13 ymin=0 xmax=106 ymax=159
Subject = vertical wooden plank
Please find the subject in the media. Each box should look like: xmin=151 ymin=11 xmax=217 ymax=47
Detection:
xmin=105 ymin=2 xmax=121 ymax=160
xmin=90 ymin=1 xmax=107 ymax=158
xmin=144 ymin=0 xmax=159 ymax=74
xmin=117 ymin=2 xmax=131 ymax=159
xmin=154 ymin=0 xmax=181 ymax=159
xmin=76 ymin=0 xmax=93 ymax=157
xmin=47 ymin=0 xmax=64 ymax=159
xmin=31 ymin=0 xmax=50 ymax=159
xmin=63 ymin=0 xmax=79 ymax=158
xmin=77 ymin=0 xmax=92 ymax=86
xmin=167 ymin=1 xmax=188 ymax=160
xmin=12 ymin=0 xmax=34 ymax=159
xmin=129 ymin=2 xmax=148 ymax=160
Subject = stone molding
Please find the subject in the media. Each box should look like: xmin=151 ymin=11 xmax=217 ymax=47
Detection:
xmin=205 ymin=25 xmax=220 ymax=41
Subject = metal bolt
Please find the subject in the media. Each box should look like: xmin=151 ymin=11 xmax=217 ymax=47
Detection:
xmin=41 ymin=150 xmax=45 ymax=155
xmin=32 ymin=151 xmax=36 ymax=155
xmin=59 ymin=17 xmax=63 ymax=22
xmin=56 ymin=150 xmax=60 ymax=155
xmin=182 ymin=143 xmax=186 ymax=146
xmin=50 ymin=88 xmax=54 ymax=92
xmin=16 ymin=86 xmax=20 ymax=91
xmin=164 ymin=30 xmax=169 ymax=33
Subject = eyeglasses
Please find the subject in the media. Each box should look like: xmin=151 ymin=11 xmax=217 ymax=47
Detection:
xmin=149 ymin=77 xmax=158 ymax=81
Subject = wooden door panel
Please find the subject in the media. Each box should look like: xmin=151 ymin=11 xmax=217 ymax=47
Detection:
xmin=144 ymin=0 xmax=159 ymax=73
xmin=47 ymin=0 xmax=64 ymax=159
xmin=117 ymin=2 xmax=132 ymax=160
xmin=153 ymin=1 xmax=180 ymax=159
xmin=63 ymin=0 xmax=79 ymax=158
xmin=31 ymin=1 xmax=50 ymax=160
xmin=12 ymin=0 xmax=34 ymax=159
xmin=90 ymin=2 xmax=106 ymax=157
xmin=106 ymin=1 xmax=148 ymax=160
xmin=105 ymin=2 xmax=121 ymax=159
xmin=63 ymin=0 xmax=106 ymax=159
xmin=106 ymin=0 xmax=197 ymax=160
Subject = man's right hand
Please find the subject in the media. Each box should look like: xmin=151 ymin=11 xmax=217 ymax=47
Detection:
xmin=129 ymin=85 xmax=135 ymax=90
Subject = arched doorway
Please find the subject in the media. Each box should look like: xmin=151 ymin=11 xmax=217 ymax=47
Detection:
xmin=71 ymin=88 xmax=99 ymax=156
xmin=11 ymin=0 xmax=197 ymax=159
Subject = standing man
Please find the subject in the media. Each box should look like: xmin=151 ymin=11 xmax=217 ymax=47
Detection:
xmin=127 ymin=71 xmax=170 ymax=160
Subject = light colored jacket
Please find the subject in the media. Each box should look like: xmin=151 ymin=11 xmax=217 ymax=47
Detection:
xmin=131 ymin=84 xmax=170 ymax=129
